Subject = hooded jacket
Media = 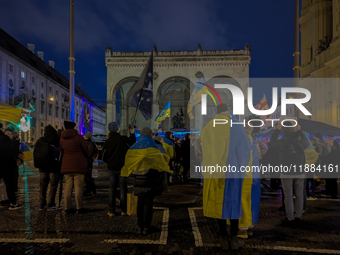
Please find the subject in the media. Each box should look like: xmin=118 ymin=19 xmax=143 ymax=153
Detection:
xmin=36 ymin=125 xmax=61 ymax=173
xmin=60 ymin=129 xmax=88 ymax=175
xmin=0 ymin=130 xmax=17 ymax=175
xmin=102 ymin=132 xmax=134 ymax=173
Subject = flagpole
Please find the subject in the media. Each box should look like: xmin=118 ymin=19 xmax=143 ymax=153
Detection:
xmin=293 ymin=0 xmax=300 ymax=118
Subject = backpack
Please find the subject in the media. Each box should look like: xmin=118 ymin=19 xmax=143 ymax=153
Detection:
xmin=33 ymin=138 xmax=53 ymax=168
xmin=281 ymin=140 xmax=305 ymax=167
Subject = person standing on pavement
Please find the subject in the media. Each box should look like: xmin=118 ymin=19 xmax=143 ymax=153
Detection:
xmin=60 ymin=121 xmax=88 ymax=214
xmin=270 ymin=122 xmax=306 ymax=225
xmin=121 ymin=127 xmax=172 ymax=235
xmin=237 ymin=121 xmax=261 ymax=239
xmin=103 ymin=122 xmax=135 ymax=217
xmin=181 ymin=133 xmax=191 ymax=183
xmin=201 ymin=105 xmax=252 ymax=250
xmin=83 ymin=131 xmax=98 ymax=197
xmin=34 ymin=125 xmax=62 ymax=211
xmin=0 ymin=123 xmax=21 ymax=210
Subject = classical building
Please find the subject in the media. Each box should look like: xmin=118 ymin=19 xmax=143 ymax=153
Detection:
xmin=105 ymin=44 xmax=251 ymax=134
xmin=299 ymin=0 xmax=340 ymax=127
xmin=0 ymin=28 xmax=106 ymax=143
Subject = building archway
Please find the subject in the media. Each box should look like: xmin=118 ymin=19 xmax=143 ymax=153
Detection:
xmin=156 ymin=76 xmax=191 ymax=131
xmin=112 ymin=77 xmax=139 ymax=132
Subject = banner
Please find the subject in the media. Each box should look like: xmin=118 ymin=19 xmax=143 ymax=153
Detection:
xmin=0 ymin=105 xmax=22 ymax=124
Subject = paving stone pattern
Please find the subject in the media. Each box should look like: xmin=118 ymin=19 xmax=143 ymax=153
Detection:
xmin=0 ymin=162 xmax=339 ymax=254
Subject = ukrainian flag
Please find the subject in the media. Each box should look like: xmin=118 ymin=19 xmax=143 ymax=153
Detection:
xmin=201 ymin=113 xmax=252 ymax=219
xmin=121 ymin=135 xmax=172 ymax=177
xmin=303 ymin=131 xmax=318 ymax=166
xmin=187 ymin=77 xmax=207 ymax=119
xmin=238 ymin=135 xmax=261 ymax=228
xmin=155 ymin=101 xmax=171 ymax=124
xmin=163 ymin=137 xmax=174 ymax=159
xmin=157 ymin=143 xmax=170 ymax=163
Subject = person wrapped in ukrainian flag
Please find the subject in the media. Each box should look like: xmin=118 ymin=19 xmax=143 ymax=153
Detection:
xmin=121 ymin=127 xmax=172 ymax=235
xmin=201 ymin=104 xmax=252 ymax=250
xmin=236 ymin=119 xmax=261 ymax=239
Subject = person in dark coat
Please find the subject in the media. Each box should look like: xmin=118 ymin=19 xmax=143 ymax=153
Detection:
xmin=0 ymin=123 xmax=21 ymax=210
xmin=35 ymin=125 xmax=61 ymax=211
xmin=181 ymin=133 xmax=191 ymax=183
xmin=103 ymin=122 xmax=134 ymax=216
xmin=174 ymin=137 xmax=182 ymax=172
xmin=83 ymin=131 xmax=97 ymax=196
xmin=133 ymin=127 xmax=163 ymax=235
xmin=60 ymin=121 xmax=88 ymax=214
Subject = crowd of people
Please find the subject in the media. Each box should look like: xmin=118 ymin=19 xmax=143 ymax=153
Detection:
xmin=0 ymin=111 xmax=339 ymax=251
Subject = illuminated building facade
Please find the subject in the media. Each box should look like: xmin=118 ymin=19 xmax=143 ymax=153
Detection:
xmin=0 ymin=28 xmax=106 ymax=143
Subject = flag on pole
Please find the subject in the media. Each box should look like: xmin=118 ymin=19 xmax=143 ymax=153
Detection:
xmin=155 ymin=101 xmax=171 ymax=124
xmin=254 ymin=94 xmax=270 ymax=129
xmin=187 ymin=77 xmax=222 ymax=119
xmin=127 ymin=52 xmax=153 ymax=120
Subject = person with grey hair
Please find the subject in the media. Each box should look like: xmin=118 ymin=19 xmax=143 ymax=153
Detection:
xmin=103 ymin=122 xmax=135 ymax=217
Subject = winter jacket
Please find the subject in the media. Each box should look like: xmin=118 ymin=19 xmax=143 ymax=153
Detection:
xmin=60 ymin=129 xmax=88 ymax=175
xmin=133 ymin=169 xmax=163 ymax=197
xmin=36 ymin=125 xmax=61 ymax=173
xmin=0 ymin=130 xmax=17 ymax=176
xmin=181 ymin=139 xmax=191 ymax=167
xmin=85 ymin=139 xmax=96 ymax=166
xmin=270 ymin=129 xmax=308 ymax=175
xmin=102 ymin=132 xmax=134 ymax=173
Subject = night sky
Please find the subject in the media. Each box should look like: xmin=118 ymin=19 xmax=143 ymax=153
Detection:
xmin=0 ymin=0 xmax=295 ymax=106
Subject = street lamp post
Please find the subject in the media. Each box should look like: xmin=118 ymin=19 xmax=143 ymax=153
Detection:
xmin=69 ymin=0 xmax=75 ymax=121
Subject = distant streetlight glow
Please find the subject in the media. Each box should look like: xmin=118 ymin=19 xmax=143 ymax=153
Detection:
xmin=49 ymin=97 xmax=54 ymax=101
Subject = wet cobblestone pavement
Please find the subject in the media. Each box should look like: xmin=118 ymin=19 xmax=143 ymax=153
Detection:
xmin=0 ymin=162 xmax=339 ymax=254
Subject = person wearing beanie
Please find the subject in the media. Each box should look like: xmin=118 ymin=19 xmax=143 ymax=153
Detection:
xmin=83 ymin=131 xmax=98 ymax=197
xmin=64 ymin=121 xmax=76 ymax=130
xmin=60 ymin=122 xmax=88 ymax=214
xmin=103 ymin=122 xmax=135 ymax=217
xmin=34 ymin=125 xmax=62 ymax=211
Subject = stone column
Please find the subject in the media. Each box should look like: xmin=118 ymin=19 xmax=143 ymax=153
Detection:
xmin=120 ymin=105 xmax=127 ymax=135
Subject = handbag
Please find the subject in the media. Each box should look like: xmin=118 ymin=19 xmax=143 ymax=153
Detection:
xmin=127 ymin=193 xmax=138 ymax=215
xmin=179 ymin=166 xmax=184 ymax=175
xmin=17 ymin=152 xmax=24 ymax=166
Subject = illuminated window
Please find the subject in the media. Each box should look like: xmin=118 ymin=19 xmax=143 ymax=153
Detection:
xmin=21 ymin=71 xmax=25 ymax=78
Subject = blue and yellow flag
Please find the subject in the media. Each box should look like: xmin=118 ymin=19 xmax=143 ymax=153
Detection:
xmin=163 ymin=137 xmax=174 ymax=159
xmin=155 ymin=101 xmax=171 ymax=124
xmin=201 ymin=113 xmax=252 ymax=220
xmin=121 ymin=136 xmax=172 ymax=177
xmin=238 ymin=135 xmax=261 ymax=228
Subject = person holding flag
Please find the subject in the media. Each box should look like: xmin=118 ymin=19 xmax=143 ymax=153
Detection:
xmin=121 ymin=127 xmax=172 ymax=235
xmin=201 ymin=104 xmax=252 ymax=250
